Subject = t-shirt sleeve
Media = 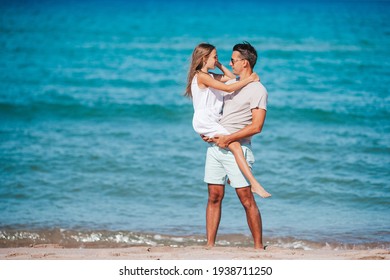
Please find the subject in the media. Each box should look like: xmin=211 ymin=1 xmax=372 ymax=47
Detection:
xmin=250 ymin=85 xmax=268 ymax=111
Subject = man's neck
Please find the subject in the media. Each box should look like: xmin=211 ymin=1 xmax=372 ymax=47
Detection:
xmin=238 ymin=69 xmax=253 ymax=80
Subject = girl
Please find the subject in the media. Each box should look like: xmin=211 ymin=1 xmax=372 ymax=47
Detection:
xmin=185 ymin=43 xmax=271 ymax=198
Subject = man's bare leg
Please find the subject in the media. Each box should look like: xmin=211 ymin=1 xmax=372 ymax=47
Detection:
xmin=236 ymin=186 xmax=265 ymax=249
xmin=228 ymin=142 xmax=271 ymax=198
xmin=206 ymin=184 xmax=225 ymax=248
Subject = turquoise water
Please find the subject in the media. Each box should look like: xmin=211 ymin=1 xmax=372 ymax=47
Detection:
xmin=1 ymin=0 xmax=389 ymax=249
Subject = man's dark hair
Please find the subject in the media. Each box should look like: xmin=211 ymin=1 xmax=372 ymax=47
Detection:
xmin=233 ymin=41 xmax=258 ymax=69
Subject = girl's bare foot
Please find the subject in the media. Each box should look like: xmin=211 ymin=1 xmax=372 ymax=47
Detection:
xmin=251 ymin=182 xmax=271 ymax=198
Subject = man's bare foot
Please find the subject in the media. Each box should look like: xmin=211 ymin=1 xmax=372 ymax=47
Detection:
xmin=205 ymin=244 xmax=214 ymax=250
xmin=254 ymin=245 xmax=268 ymax=250
xmin=251 ymin=182 xmax=271 ymax=198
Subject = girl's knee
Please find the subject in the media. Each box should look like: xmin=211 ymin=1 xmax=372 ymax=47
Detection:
xmin=228 ymin=141 xmax=241 ymax=152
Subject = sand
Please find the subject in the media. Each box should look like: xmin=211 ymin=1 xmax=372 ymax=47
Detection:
xmin=1 ymin=244 xmax=389 ymax=260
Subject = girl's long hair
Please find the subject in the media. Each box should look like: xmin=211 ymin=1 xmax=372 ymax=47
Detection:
xmin=185 ymin=43 xmax=215 ymax=98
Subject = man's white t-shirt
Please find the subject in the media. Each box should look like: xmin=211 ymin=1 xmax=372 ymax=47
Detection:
xmin=219 ymin=80 xmax=268 ymax=142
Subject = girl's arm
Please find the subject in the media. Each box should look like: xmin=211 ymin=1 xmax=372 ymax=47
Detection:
xmin=198 ymin=71 xmax=259 ymax=93
xmin=212 ymin=61 xmax=236 ymax=82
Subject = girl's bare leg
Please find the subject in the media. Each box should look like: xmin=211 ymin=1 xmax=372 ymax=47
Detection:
xmin=228 ymin=142 xmax=271 ymax=198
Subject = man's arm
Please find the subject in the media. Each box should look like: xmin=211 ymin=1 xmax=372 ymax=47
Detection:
xmin=213 ymin=108 xmax=266 ymax=148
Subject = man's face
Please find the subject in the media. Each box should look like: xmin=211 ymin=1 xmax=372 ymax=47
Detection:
xmin=229 ymin=51 xmax=245 ymax=75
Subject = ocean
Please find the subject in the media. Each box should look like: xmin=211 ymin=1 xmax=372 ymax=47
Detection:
xmin=1 ymin=0 xmax=389 ymax=250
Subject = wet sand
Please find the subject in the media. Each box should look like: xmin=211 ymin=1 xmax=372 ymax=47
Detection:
xmin=1 ymin=244 xmax=389 ymax=260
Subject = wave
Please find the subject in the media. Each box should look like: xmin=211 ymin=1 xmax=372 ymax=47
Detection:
xmin=1 ymin=228 xmax=388 ymax=250
xmin=268 ymin=104 xmax=389 ymax=126
xmin=0 ymin=100 xmax=192 ymax=122
xmin=0 ymin=99 xmax=375 ymax=126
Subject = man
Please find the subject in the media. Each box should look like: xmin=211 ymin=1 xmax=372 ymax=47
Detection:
xmin=202 ymin=42 xmax=268 ymax=250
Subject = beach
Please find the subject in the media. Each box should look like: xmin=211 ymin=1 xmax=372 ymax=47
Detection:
xmin=1 ymin=244 xmax=389 ymax=260
xmin=1 ymin=0 xmax=389 ymax=268
xmin=2 ymin=247 xmax=389 ymax=280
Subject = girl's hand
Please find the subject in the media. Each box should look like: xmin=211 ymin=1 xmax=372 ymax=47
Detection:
xmin=250 ymin=72 xmax=260 ymax=82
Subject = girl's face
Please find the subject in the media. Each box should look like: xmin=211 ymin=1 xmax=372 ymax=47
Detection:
xmin=204 ymin=49 xmax=218 ymax=70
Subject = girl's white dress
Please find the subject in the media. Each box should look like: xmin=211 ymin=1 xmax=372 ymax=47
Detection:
xmin=191 ymin=74 xmax=229 ymax=137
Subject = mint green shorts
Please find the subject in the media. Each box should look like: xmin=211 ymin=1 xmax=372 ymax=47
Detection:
xmin=204 ymin=144 xmax=255 ymax=188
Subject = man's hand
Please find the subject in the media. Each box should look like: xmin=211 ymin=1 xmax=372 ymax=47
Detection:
xmin=213 ymin=134 xmax=229 ymax=148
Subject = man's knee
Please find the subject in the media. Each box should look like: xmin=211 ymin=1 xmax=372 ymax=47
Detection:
xmin=240 ymin=197 xmax=256 ymax=209
xmin=237 ymin=188 xmax=256 ymax=209
xmin=208 ymin=185 xmax=224 ymax=204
